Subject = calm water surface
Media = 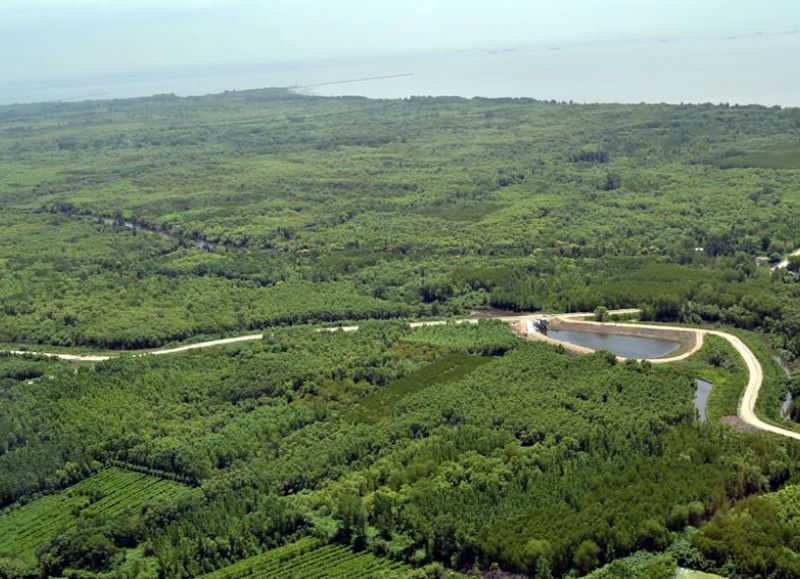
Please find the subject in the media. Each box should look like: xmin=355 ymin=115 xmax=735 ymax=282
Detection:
xmin=694 ymin=378 xmax=713 ymax=422
xmin=5 ymin=35 xmax=799 ymax=106
xmin=546 ymin=329 xmax=680 ymax=359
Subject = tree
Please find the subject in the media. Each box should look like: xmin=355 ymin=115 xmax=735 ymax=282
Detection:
xmin=39 ymin=528 xmax=119 ymax=576
xmin=636 ymin=519 xmax=670 ymax=551
xmin=335 ymin=489 xmax=367 ymax=544
xmin=602 ymin=173 xmax=622 ymax=191
xmin=524 ymin=539 xmax=553 ymax=579
xmin=573 ymin=539 xmax=602 ymax=574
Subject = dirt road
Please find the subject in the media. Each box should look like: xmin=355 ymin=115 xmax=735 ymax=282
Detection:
xmin=7 ymin=333 xmax=267 ymax=362
xmin=708 ymin=330 xmax=800 ymax=441
xmin=772 ymin=248 xmax=800 ymax=272
xmin=4 ymin=308 xmax=799 ymax=440
xmin=523 ymin=317 xmax=800 ymax=441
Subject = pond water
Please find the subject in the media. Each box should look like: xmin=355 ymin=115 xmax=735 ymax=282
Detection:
xmin=694 ymin=378 xmax=713 ymax=423
xmin=546 ymin=329 xmax=680 ymax=359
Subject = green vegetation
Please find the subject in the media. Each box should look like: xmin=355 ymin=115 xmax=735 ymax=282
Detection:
xmin=349 ymin=352 xmax=492 ymax=423
xmin=202 ymin=538 xmax=416 ymax=578
xmin=2 ymin=91 xmax=800 ymax=357
xmin=715 ymin=145 xmax=800 ymax=169
xmin=5 ymin=321 xmax=797 ymax=577
xmin=0 ymin=468 xmax=189 ymax=567
xmin=669 ymin=335 xmax=746 ymax=422
xmin=584 ymin=551 xmax=676 ymax=578
xmin=686 ymin=482 xmax=800 ymax=577
xmin=3 ymin=90 xmax=800 ymax=577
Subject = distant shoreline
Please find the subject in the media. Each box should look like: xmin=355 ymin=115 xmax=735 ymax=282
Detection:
xmin=4 ymin=35 xmax=799 ymax=107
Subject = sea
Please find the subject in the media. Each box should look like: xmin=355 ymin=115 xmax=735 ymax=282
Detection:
xmin=3 ymin=33 xmax=799 ymax=107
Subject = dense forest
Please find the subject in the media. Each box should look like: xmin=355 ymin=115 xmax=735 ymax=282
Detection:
xmin=2 ymin=90 xmax=800 ymax=577
xmin=1 ymin=91 xmax=799 ymax=353
xmin=3 ymin=322 xmax=800 ymax=578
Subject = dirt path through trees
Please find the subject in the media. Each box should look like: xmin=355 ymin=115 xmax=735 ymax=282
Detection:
xmin=4 ymin=309 xmax=799 ymax=440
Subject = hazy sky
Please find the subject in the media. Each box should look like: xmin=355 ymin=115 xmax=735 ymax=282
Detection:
xmin=3 ymin=0 xmax=800 ymax=83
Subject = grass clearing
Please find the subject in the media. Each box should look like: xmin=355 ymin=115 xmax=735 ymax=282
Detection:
xmin=349 ymin=353 xmax=492 ymax=423
xmin=716 ymin=145 xmax=800 ymax=169
xmin=677 ymin=569 xmax=726 ymax=579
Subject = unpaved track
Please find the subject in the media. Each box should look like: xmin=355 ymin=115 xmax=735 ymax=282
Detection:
xmin=708 ymin=330 xmax=800 ymax=441
xmin=7 ymin=333 xmax=267 ymax=362
xmin=528 ymin=317 xmax=800 ymax=441
xmin=6 ymin=350 xmax=113 ymax=362
xmin=773 ymin=248 xmax=800 ymax=272
xmin=4 ymin=308 xmax=799 ymax=440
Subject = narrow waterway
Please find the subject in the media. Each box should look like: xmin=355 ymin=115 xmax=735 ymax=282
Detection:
xmin=98 ymin=217 xmax=217 ymax=251
xmin=775 ymin=355 xmax=793 ymax=418
xmin=694 ymin=378 xmax=712 ymax=422
xmin=545 ymin=329 xmax=680 ymax=359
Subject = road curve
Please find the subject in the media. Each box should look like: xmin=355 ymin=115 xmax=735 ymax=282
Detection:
xmin=3 ymin=309 xmax=799 ymax=440
xmin=526 ymin=317 xmax=800 ymax=441
xmin=708 ymin=330 xmax=800 ymax=441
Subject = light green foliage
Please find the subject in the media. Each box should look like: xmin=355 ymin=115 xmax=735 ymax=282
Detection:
xmin=763 ymin=483 xmax=800 ymax=534
xmin=202 ymin=538 xmax=414 ymax=578
xmin=401 ymin=321 xmax=520 ymax=355
xmin=2 ymin=92 xmax=800 ymax=354
xmin=715 ymin=145 xmax=800 ymax=169
xmin=692 ymin=491 xmax=800 ymax=578
xmin=583 ymin=550 xmax=676 ymax=578
xmin=0 ymin=468 xmax=188 ymax=564
xmin=3 ymin=91 xmax=800 ymax=578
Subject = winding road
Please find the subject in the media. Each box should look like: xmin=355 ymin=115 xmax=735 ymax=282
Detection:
xmin=528 ymin=317 xmax=800 ymax=441
xmin=4 ymin=309 xmax=799 ymax=441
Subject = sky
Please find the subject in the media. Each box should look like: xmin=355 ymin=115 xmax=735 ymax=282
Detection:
xmin=2 ymin=0 xmax=799 ymax=84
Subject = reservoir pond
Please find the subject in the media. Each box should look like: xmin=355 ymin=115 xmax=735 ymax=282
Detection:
xmin=546 ymin=329 xmax=680 ymax=360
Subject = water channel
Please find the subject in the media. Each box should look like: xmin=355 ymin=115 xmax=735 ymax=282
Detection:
xmin=98 ymin=217 xmax=217 ymax=251
xmin=775 ymin=355 xmax=793 ymax=419
xmin=694 ymin=378 xmax=713 ymax=422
